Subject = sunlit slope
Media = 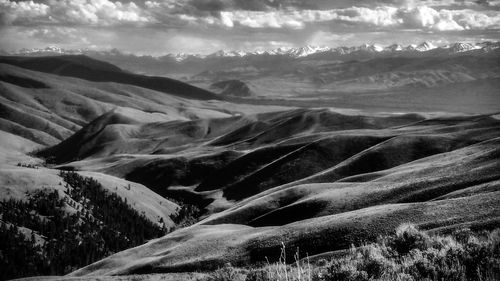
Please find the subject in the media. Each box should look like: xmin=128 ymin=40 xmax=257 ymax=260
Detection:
xmin=72 ymin=190 xmax=500 ymax=275
xmin=0 ymin=63 xmax=288 ymax=146
xmin=52 ymin=110 xmax=499 ymax=207
xmin=35 ymin=109 xmax=499 ymax=275
xmin=0 ymin=130 xmax=180 ymax=227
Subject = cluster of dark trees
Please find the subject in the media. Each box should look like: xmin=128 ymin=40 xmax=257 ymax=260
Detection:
xmin=0 ymin=171 xmax=166 ymax=280
xmin=170 ymin=203 xmax=202 ymax=228
xmin=0 ymin=223 xmax=46 ymax=280
xmin=60 ymin=171 xmax=167 ymax=245
xmin=16 ymin=162 xmax=39 ymax=169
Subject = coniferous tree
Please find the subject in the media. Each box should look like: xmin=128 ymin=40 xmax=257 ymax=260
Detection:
xmin=0 ymin=172 xmax=167 ymax=279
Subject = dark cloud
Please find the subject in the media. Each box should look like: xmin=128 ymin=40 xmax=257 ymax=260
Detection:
xmin=186 ymin=0 xmax=317 ymax=13
xmin=475 ymin=0 xmax=490 ymax=5
xmin=191 ymin=0 xmax=227 ymax=11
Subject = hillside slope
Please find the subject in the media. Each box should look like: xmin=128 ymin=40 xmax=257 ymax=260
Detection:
xmin=0 ymin=55 xmax=219 ymax=100
xmin=34 ymin=108 xmax=500 ymax=276
xmin=0 ymin=63 xmax=289 ymax=146
xmin=2 ymin=54 xmax=499 ymax=279
xmin=0 ymin=129 xmax=183 ymax=278
xmin=0 ymin=130 xmax=178 ymax=227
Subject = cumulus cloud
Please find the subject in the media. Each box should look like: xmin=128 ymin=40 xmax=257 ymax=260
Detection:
xmin=398 ymin=6 xmax=500 ymax=30
xmin=451 ymin=9 xmax=500 ymax=29
xmin=398 ymin=6 xmax=465 ymax=30
xmin=1 ymin=0 xmax=499 ymax=55
xmin=1 ymin=0 xmax=499 ymax=31
xmin=0 ymin=0 xmax=49 ymax=25
xmin=215 ymin=10 xmax=305 ymax=29
xmin=0 ymin=0 xmax=153 ymax=26
xmin=192 ymin=5 xmax=500 ymax=31
xmin=402 ymin=0 xmax=500 ymax=7
xmin=52 ymin=0 xmax=153 ymax=25
xmin=188 ymin=7 xmax=400 ymax=29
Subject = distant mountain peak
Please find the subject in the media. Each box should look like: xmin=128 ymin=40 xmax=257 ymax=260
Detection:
xmin=16 ymin=45 xmax=77 ymax=55
xmin=177 ymin=41 xmax=497 ymax=60
xmin=386 ymin=44 xmax=404 ymax=52
xmin=7 ymin=41 xmax=499 ymax=62
xmin=287 ymin=45 xmax=331 ymax=57
xmin=415 ymin=41 xmax=438 ymax=51
xmin=209 ymin=50 xmax=247 ymax=58
xmin=447 ymin=42 xmax=481 ymax=53
xmin=357 ymin=43 xmax=384 ymax=52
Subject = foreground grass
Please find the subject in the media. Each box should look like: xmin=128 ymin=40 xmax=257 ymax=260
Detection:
xmin=206 ymin=224 xmax=500 ymax=281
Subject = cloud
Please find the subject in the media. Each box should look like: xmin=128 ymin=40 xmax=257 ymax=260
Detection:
xmin=27 ymin=26 xmax=90 ymax=44
xmin=0 ymin=0 xmax=153 ymax=26
xmin=0 ymin=0 xmax=49 ymax=25
xmin=1 ymin=0 xmax=499 ymax=31
xmin=1 ymin=0 xmax=500 ymax=56
xmin=402 ymin=0 xmax=500 ymax=7
xmin=332 ymin=7 xmax=400 ymax=26
xmin=49 ymin=0 xmax=152 ymax=25
xmin=184 ymin=0 xmax=316 ymax=12
xmin=215 ymin=10 xmax=305 ymax=29
xmin=398 ymin=6 xmax=465 ymax=30
xmin=190 ymin=7 xmax=400 ymax=29
xmin=398 ymin=6 xmax=500 ymax=30
xmin=0 ymin=25 xmax=98 ymax=51
xmin=194 ymin=5 xmax=500 ymax=31
xmin=451 ymin=9 xmax=500 ymax=29
xmin=308 ymin=31 xmax=355 ymax=46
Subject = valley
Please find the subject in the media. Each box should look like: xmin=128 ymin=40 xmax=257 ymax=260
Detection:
xmin=0 ymin=49 xmax=499 ymax=280
xmin=11 ymin=43 xmax=500 ymax=115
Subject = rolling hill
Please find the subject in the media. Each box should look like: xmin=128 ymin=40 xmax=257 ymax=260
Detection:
xmin=0 ymin=62 xmax=289 ymax=146
xmin=38 ymin=108 xmax=500 ymax=275
xmin=0 ymin=55 xmax=220 ymax=100
xmin=192 ymin=51 xmax=500 ymax=115
xmin=8 ymin=44 xmax=500 ymax=115
xmin=1 ymin=54 xmax=499 ymax=279
xmin=210 ymin=80 xmax=255 ymax=97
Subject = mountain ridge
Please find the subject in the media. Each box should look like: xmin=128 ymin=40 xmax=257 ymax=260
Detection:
xmin=0 ymin=55 xmax=221 ymax=100
xmin=7 ymin=41 xmax=499 ymax=62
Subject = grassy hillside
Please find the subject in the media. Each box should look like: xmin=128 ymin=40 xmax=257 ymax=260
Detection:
xmin=0 ymin=63 xmax=290 ymax=146
xmin=32 ymin=108 xmax=499 ymax=276
xmin=0 ymin=55 xmax=220 ymax=100
xmin=1 ymin=55 xmax=499 ymax=279
xmin=203 ymin=223 xmax=500 ymax=281
xmin=0 ymin=131 xmax=180 ymax=279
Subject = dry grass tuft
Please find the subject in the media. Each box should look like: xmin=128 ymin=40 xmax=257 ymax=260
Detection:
xmin=206 ymin=224 xmax=500 ymax=281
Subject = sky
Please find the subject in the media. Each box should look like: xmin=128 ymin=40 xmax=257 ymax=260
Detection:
xmin=1 ymin=0 xmax=500 ymax=55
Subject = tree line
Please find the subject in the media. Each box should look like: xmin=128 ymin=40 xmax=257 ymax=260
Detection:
xmin=0 ymin=171 xmax=167 ymax=280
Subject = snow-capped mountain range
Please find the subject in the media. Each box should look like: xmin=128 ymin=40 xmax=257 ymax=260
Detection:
xmin=7 ymin=42 xmax=499 ymax=62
